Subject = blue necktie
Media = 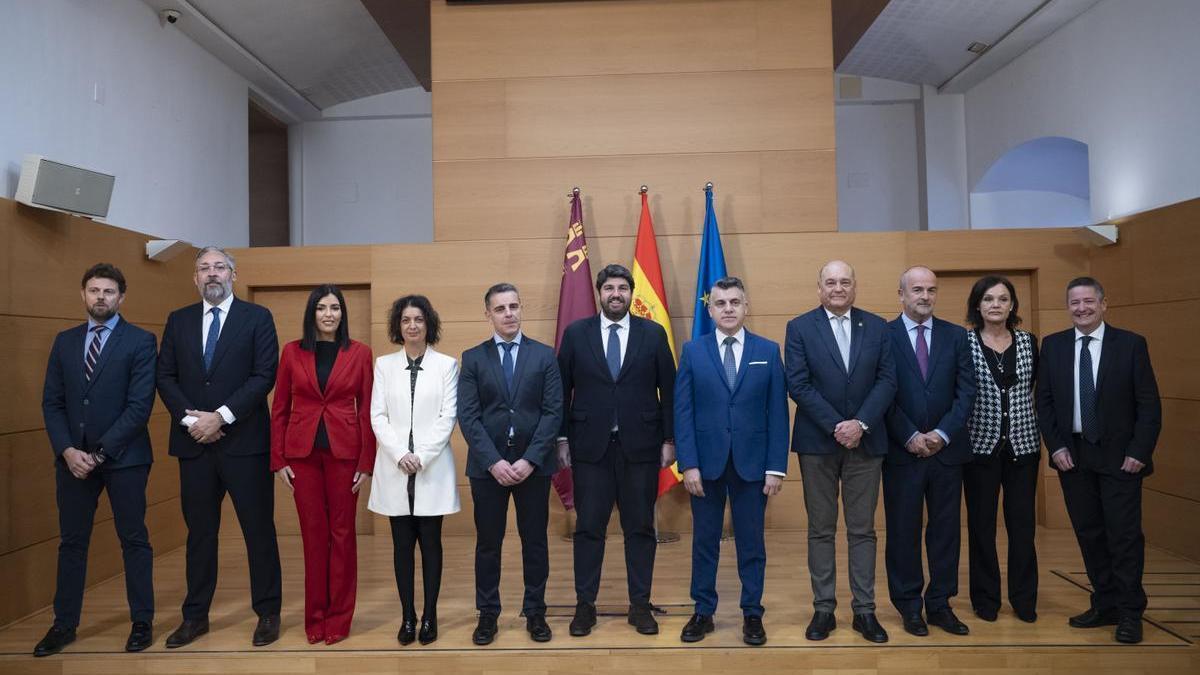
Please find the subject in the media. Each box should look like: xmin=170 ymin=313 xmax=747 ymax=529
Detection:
xmin=722 ymin=335 xmax=737 ymax=390
xmin=501 ymin=341 xmax=516 ymax=395
xmin=1079 ymin=335 xmax=1100 ymax=443
xmin=204 ymin=307 xmax=221 ymax=371
xmin=606 ymin=324 xmax=622 ymax=380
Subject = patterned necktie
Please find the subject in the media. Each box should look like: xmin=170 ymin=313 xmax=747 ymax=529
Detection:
xmin=1079 ymin=335 xmax=1100 ymax=443
xmin=834 ymin=315 xmax=850 ymax=371
xmin=203 ymin=307 xmax=221 ymax=371
xmin=606 ymin=324 xmax=622 ymax=380
xmin=501 ymin=341 xmax=516 ymax=395
xmin=915 ymin=324 xmax=929 ymax=381
xmin=722 ymin=335 xmax=738 ymax=389
xmin=84 ymin=325 xmax=105 ymax=381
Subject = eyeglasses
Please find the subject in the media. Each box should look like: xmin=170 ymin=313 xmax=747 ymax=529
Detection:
xmin=197 ymin=263 xmax=231 ymax=274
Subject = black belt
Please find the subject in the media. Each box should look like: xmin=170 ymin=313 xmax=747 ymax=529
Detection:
xmin=609 ymin=430 xmax=620 ymax=443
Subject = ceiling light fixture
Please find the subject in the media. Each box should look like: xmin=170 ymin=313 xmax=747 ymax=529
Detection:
xmin=967 ymin=41 xmax=990 ymax=54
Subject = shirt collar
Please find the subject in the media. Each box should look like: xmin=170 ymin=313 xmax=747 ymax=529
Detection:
xmin=601 ymin=312 xmax=630 ymax=332
xmin=824 ymin=306 xmax=852 ymax=321
xmin=493 ymin=331 xmax=523 ymax=346
xmin=716 ymin=327 xmax=746 ymax=347
xmin=901 ymin=312 xmax=933 ymax=332
xmin=204 ymin=294 xmax=235 ymax=316
xmin=1075 ymin=322 xmax=1106 ymax=342
xmin=86 ymin=313 xmax=121 ymax=332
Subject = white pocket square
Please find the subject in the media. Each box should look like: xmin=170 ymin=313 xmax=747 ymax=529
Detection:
xmin=748 ymin=361 xmax=768 ymax=365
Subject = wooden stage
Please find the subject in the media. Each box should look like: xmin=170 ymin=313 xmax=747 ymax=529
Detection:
xmin=0 ymin=529 xmax=1196 ymax=673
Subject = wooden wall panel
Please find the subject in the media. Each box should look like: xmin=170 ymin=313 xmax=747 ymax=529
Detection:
xmin=1143 ymin=489 xmax=1200 ymax=562
xmin=1107 ymin=198 xmax=1200 ymax=306
xmin=1146 ymin=398 xmax=1200 ymax=503
xmin=431 ymin=0 xmax=831 ymax=81
xmin=1106 ymin=300 xmax=1200 ymax=402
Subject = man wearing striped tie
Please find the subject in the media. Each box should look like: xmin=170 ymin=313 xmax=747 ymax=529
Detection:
xmin=36 ymin=263 xmax=158 ymax=656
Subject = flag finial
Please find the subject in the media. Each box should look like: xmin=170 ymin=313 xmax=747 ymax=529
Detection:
xmin=570 ymin=186 xmax=580 ymax=198
xmin=639 ymin=184 xmax=648 ymax=194
xmin=704 ymin=181 xmax=713 ymax=192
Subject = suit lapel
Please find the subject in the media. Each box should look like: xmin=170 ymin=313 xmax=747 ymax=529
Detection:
xmin=69 ymin=324 xmax=88 ymax=385
xmin=817 ymin=310 xmax=848 ymax=374
xmin=83 ymin=318 xmax=126 ymax=391
xmin=300 ymin=345 xmax=321 ymax=396
xmin=207 ymin=299 xmax=249 ymax=373
xmin=617 ymin=318 xmax=643 ymax=381
xmin=893 ymin=318 xmax=923 ymax=381
xmin=1095 ymin=327 xmax=1116 ymax=393
xmin=584 ymin=316 xmax=610 ymax=382
xmin=730 ymin=332 xmax=754 ymax=395
xmin=924 ymin=318 xmax=944 ymax=382
xmin=703 ymin=333 xmax=726 ymax=388
xmin=847 ymin=309 xmax=865 ymax=375
xmin=510 ymin=339 xmax=534 ymax=402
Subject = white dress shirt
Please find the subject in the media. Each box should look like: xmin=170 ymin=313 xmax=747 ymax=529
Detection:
xmin=1072 ymin=322 xmax=1105 ymax=434
xmin=715 ymin=327 xmax=746 ymax=373
xmin=600 ymin=312 xmax=630 ymax=365
xmin=182 ymin=294 xmax=236 ymax=428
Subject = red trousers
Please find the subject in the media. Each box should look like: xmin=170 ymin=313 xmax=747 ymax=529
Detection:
xmin=291 ymin=446 xmax=359 ymax=639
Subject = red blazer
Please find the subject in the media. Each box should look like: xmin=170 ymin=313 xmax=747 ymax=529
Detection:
xmin=270 ymin=339 xmax=376 ymax=473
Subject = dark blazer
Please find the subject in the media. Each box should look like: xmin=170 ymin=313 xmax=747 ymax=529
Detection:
xmin=157 ymin=298 xmax=279 ymax=458
xmin=785 ymin=306 xmax=897 ymax=456
xmin=458 ymin=336 xmax=564 ymax=478
xmin=1036 ymin=324 xmax=1161 ymax=476
xmin=558 ymin=314 xmax=676 ymax=463
xmin=885 ymin=316 xmax=977 ymax=466
xmin=270 ymin=339 xmax=376 ymax=473
xmin=674 ymin=330 xmax=789 ymax=482
xmin=42 ymin=316 xmax=158 ymax=469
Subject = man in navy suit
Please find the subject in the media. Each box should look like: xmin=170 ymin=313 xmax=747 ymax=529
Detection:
xmin=1037 ymin=277 xmax=1161 ymax=644
xmin=556 ymin=264 xmax=676 ymax=637
xmin=674 ymin=277 xmax=788 ymax=646
xmin=157 ymin=246 xmax=282 ymax=648
xmin=785 ymin=260 xmax=896 ymax=643
xmin=884 ymin=266 xmax=976 ymax=637
xmin=36 ymin=263 xmax=158 ymax=657
xmin=458 ymin=283 xmax=563 ymax=645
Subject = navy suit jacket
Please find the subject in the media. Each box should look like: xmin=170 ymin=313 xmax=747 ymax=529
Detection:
xmin=457 ymin=336 xmax=564 ymax=478
xmin=885 ymin=315 xmax=977 ymax=466
xmin=42 ymin=316 xmax=158 ymax=469
xmin=558 ymin=314 xmax=676 ymax=463
xmin=784 ymin=306 xmax=897 ymax=456
xmin=674 ymin=330 xmax=789 ymax=482
xmin=156 ymin=298 xmax=279 ymax=458
xmin=1036 ymin=325 xmax=1161 ymax=476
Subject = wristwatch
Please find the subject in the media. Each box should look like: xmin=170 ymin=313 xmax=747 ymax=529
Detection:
xmin=856 ymin=420 xmax=870 ymax=433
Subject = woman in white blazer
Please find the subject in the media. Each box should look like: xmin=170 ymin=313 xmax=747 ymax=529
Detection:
xmin=369 ymin=294 xmax=460 ymax=646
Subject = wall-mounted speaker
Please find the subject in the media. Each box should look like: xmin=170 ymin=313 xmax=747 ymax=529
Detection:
xmin=15 ymin=154 xmax=115 ymax=219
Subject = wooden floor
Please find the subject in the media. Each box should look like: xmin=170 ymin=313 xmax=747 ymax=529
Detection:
xmin=0 ymin=528 xmax=1196 ymax=673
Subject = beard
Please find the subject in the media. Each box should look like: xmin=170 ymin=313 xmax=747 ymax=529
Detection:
xmin=87 ymin=303 xmax=116 ymax=322
xmin=602 ymin=297 xmax=628 ymax=321
xmin=202 ymin=280 xmax=232 ymax=304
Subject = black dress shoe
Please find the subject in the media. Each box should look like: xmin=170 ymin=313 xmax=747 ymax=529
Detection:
xmin=680 ymin=614 xmax=714 ymax=643
xmin=927 ymin=609 xmax=970 ymax=635
xmin=742 ymin=615 xmax=767 ymax=646
xmin=628 ymin=604 xmax=659 ymax=635
xmin=1016 ymin=609 xmax=1038 ymax=623
xmin=973 ymin=606 xmax=998 ymax=622
xmin=1114 ymin=616 xmax=1143 ymax=644
xmin=418 ymin=614 xmax=438 ymax=645
xmin=125 ymin=621 xmax=153 ymax=652
xmin=397 ymin=616 xmax=417 ymax=645
xmin=852 ymin=613 xmax=889 ymax=643
xmin=805 ymin=611 xmax=836 ymax=641
xmin=165 ymin=619 xmax=209 ymax=648
xmin=569 ymin=602 xmax=596 ymax=637
xmin=902 ymin=612 xmax=929 ymax=636
xmin=252 ymin=614 xmax=280 ymax=646
xmin=1069 ymin=607 xmax=1120 ymax=628
xmin=526 ymin=614 xmax=552 ymax=642
xmin=473 ymin=614 xmax=498 ymax=645
xmin=33 ymin=625 xmax=76 ymax=657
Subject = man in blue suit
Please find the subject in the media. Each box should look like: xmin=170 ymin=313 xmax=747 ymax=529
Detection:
xmin=157 ymin=246 xmax=282 ymax=648
xmin=785 ymin=260 xmax=896 ymax=644
xmin=36 ymin=263 xmax=157 ymax=656
xmin=884 ymin=266 xmax=977 ymax=637
xmin=675 ymin=277 xmax=788 ymax=646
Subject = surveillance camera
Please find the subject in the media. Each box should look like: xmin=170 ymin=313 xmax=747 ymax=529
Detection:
xmin=160 ymin=9 xmax=181 ymax=25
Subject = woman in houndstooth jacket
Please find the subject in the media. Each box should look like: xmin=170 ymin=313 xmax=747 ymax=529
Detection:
xmin=963 ymin=276 xmax=1041 ymax=625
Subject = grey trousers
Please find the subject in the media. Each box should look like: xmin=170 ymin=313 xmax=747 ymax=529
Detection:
xmin=799 ymin=449 xmax=884 ymax=614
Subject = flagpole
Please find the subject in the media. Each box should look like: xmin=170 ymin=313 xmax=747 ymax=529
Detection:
xmin=704 ymin=181 xmax=713 ymax=192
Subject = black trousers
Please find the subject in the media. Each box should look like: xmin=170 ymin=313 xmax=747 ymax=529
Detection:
xmin=1059 ymin=437 xmax=1146 ymax=618
xmin=962 ymin=452 xmax=1039 ymax=616
xmin=882 ymin=458 xmax=963 ymax=615
xmin=389 ymin=514 xmax=443 ymax=619
xmin=178 ymin=449 xmax=282 ymax=620
xmin=572 ymin=435 xmax=658 ymax=607
xmin=471 ymin=474 xmax=551 ymax=616
xmin=54 ymin=463 xmax=153 ymax=628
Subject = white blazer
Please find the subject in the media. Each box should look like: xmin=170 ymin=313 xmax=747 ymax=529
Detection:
xmin=368 ymin=347 xmax=461 ymax=517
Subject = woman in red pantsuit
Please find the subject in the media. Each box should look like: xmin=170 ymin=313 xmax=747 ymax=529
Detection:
xmin=271 ymin=284 xmax=375 ymax=645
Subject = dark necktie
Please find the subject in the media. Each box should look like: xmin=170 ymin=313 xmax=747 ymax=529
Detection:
xmin=1079 ymin=335 xmax=1100 ymax=443
xmin=84 ymin=325 xmax=105 ymax=381
xmin=915 ymin=324 xmax=929 ymax=381
xmin=203 ymin=307 xmax=221 ymax=371
xmin=501 ymin=341 xmax=516 ymax=395
xmin=606 ymin=324 xmax=622 ymax=380
xmin=722 ymin=335 xmax=737 ymax=389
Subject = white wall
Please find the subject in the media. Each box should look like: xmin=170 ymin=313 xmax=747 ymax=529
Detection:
xmin=965 ymin=0 xmax=1200 ymax=221
xmin=970 ymin=190 xmax=1092 ymax=229
xmin=292 ymin=89 xmax=433 ymax=245
xmin=921 ymin=85 xmax=970 ymax=230
xmin=0 ymin=0 xmax=252 ymax=245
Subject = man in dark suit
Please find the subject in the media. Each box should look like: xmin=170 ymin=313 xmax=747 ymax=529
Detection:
xmin=556 ymin=263 xmax=676 ymax=637
xmin=157 ymin=246 xmax=282 ymax=648
xmin=1037 ymin=276 xmax=1160 ymax=644
xmin=884 ymin=266 xmax=976 ymax=637
xmin=35 ymin=263 xmax=157 ymax=657
xmin=458 ymin=282 xmax=563 ymax=645
xmin=785 ymin=260 xmax=896 ymax=644
xmin=675 ymin=277 xmax=788 ymax=646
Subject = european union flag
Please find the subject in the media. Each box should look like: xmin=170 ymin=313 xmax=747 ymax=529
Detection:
xmin=691 ymin=188 xmax=728 ymax=339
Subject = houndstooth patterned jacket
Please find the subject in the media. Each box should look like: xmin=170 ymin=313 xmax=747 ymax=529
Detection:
xmin=967 ymin=329 xmax=1039 ymax=457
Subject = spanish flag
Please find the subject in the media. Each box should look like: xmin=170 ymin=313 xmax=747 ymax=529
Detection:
xmin=629 ymin=191 xmax=682 ymax=497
